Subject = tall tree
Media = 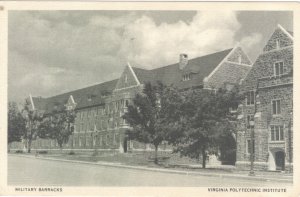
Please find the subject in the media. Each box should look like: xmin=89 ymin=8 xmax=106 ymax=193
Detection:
xmin=168 ymin=88 xmax=240 ymax=168
xmin=22 ymin=100 xmax=43 ymax=153
xmin=123 ymin=82 xmax=181 ymax=164
xmin=8 ymin=102 xmax=26 ymax=151
xmin=39 ymin=107 xmax=76 ymax=151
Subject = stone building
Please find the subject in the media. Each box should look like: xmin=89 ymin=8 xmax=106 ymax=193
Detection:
xmin=236 ymin=24 xmax=293 ymax=171
xmin=11 ymin=45 xmax=252 ymax=153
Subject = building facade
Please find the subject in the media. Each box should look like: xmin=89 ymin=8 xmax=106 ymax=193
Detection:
xmin=11 ymin=45 xmax=252 ymax=153
xmin=236 ymin=24 xmax=293 ymax=171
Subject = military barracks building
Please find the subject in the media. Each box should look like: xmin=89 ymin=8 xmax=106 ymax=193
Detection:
xmin=236 ymin=24 xmax=293 ymax=171
xmin=11 ymin=45 xmax=252 ymax=154
xmin=11 ymin=24 xmax=293 ymax=172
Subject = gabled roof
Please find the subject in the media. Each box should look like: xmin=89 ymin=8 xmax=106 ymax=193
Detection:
xmin=31 ymin=48 xmax=236 ymax=112
xmin=132 ymin=48 xmax=233 ymax=89
xmin=32 ymin=79 xmax=118 ymax=113
xmin=31 ymin=97 xmax=47 ymax=111
xmin=277 ymin=24 xmax=293 ymax=40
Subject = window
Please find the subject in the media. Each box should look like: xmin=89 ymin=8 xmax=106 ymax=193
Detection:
xmin=86 ymin=138 xmax=89 ymax=147
xmin=99 ymin=136 xmax=102 ymax=146
xmin=113 ymin=134 xmax=116 ymax=145
xmin=86 ymin=123 xmax=89 ymax=131
xmin=238 ymin=55 xmax=242 ymax=64
xmin=80 ymin=123 xmax=83 ymax=132
xmin=247 ymin=139 xmax=255 ymax=154
xmin=276 ymin=39 xmax=280 ymax=49
xmin=106 ymin=135 xmax=110 ymax=145
xmin=247 ymin=115 xmax=254 ymax=128
xmin=274 ymin=61 xmax=284 ymax=76
xmin=124 ymin=74 xmax=128 ymax=83
xmin=182 ymin=73 xmax=191 ymax=81
xmin=272 ymin=100 xmax=281 ymax=115
xmin=93 ymin=136 xmax=96 ymax=146
xmin=79 ymin=138 xmax=82 ymax=147
xmin=271 ymin=125 xmax=284 ymax=141
xmin=246 ymin=91 xmax=255 ymax=105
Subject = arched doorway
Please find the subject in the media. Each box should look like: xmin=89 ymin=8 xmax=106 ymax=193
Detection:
xmin=123 ymin=137 xmax=128 ymax=153
xmin=275 ymin=151 xmax=285 ymax=171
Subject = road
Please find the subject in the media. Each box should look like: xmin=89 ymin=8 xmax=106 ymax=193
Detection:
xmin=8 ymin=155 xmax=291 ymax=186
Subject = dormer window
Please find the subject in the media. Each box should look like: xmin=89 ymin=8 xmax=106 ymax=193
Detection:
xmin=238 ymin=55 xmax=242 ymax=64
xmin=276 ymin=39 xmax=280 ymax=49
xmin=274 ymin=61 xmax=284 ymax=76
xmin=66 ymin=105 xmax=72 ymax=110
xmin=182 ymin=73 xmax=191 ymax=81
xmin=124 ymin=74 xmax=128 ymax=83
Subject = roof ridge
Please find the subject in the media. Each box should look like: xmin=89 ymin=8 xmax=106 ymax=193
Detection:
xmin=45 ymin=78 xmax=118 ymax=99
xmin=152 ymin=48 xmax=233 ymax=71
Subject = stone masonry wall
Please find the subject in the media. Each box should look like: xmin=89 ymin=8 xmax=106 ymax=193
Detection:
xmin=227 ymin=47 xmax=252 ymax=65
xmin=237 ymin=26 xmax=293 ymax=171
xmin=205 ymin=62 xmax=251 ymax=89
xmin=263 ymin=28 xmax=293 ymax=52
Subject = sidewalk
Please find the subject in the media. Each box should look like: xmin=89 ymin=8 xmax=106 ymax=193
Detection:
xmin=10 ymin=153 xmax=293 ymax=183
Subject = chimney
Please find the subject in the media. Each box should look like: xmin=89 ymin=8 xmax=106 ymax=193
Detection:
xmin=179 ymin=53 xmax=188 ymax=69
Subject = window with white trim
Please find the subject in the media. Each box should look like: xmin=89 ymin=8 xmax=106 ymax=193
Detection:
xmin=86 ymin=138 xmax=90 ymax=147
xmin=124 ymin=74 xmax=128 ymax=83
xmin=93 ymin=136 xmax=96 ymax=146
xmin=270 ymin=125 xmax=284 ymax=141
xmin=272 ymin=99 xmax=281 ymax=115
xmin=276 ymin=39 xmax=280 ymax=49
xmin=238 ymin=54 xmax=242 ymax=64
xmin=246 ymin=114 xmax=254 ymax=128
xmin=113 ymin=134 xmax=116 ymax=145
xmin=246 ymin=91 xmax=255 ymax=105
xmin=274 ymin=61 xmax=284 ymax=76
xmin=99 ymin=135 xmax=102 ymax=146
xmin=182 ymin=73 xmax=191 ymax=81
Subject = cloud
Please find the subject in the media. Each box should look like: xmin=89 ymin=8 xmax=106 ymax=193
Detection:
xmin=8 ymin=11 xmax=264 ymax=103
xmin=240 ymin=32 xmax=263 ymax=51
xmin=119 ymin=11 xmax=242 ymax=69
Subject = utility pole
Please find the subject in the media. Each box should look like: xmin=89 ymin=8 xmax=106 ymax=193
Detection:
xmin=249 ymin=82 xmax=259 ymax=176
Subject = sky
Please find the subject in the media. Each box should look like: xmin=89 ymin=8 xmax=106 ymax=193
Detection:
xmin=8 ymin=11 xmax=293 ymax=104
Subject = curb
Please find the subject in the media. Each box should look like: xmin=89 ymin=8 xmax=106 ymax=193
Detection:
xmin=10 ymin=154 xmax=293 ymax=183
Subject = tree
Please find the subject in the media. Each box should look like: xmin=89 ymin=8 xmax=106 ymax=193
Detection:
xmin=123 ymin=82 xmax=180 ymax=164
xmin=22 ymin=100 xmax=43 ymax=153
xmin=168 ymin=88 xmax=240 ymax=168
xmin=39 ymin=107 xmax=76 ymax=152
xmin=8 ymin=102 xmax=26 ymax=151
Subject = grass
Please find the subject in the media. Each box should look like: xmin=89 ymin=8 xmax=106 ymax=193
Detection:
xmin=9 ymin=150 xmax=293 ymax=178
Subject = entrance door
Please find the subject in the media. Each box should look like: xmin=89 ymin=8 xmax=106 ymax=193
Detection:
xmin=275 ymin=151 xmax=285 ymax=171
xmin=123 ymin=138 xmax=127 ymax=153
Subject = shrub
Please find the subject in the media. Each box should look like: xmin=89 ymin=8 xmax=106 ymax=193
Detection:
xmin=15 ymin=150 xmax=23 ymax=154
xmin=68 ymin=151 xmax=75 ymax=155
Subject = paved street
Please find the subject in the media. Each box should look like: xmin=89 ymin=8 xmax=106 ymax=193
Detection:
xmin=8 ymin=155 xmax=291 ymax=186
